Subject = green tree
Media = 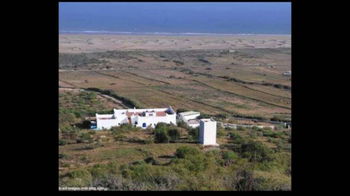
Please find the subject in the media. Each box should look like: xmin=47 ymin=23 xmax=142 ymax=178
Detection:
xmin=188 ymin=127 xmax=199 ymax=142
xmin=154 ymin=129 xmax=170 ymax=143
xmin=168 ymin=128 xmax=180 ymax=142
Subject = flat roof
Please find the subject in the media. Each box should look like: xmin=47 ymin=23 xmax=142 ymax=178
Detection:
xmin=179 ymin=111 xmax=200 ymax=116
xmin=200 ymin=118 xmax=215 ymax=122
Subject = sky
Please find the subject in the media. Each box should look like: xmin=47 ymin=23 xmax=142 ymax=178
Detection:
xmin=59 ymin=2 xmax=291 ymax=34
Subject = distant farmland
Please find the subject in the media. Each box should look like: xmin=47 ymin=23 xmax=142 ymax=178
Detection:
xmin=59 ymin=46 xmax=291 ymax=122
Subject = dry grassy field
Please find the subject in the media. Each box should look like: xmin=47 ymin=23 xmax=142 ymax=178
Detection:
xmin=59 ymin=35 xmax=291 ymax=121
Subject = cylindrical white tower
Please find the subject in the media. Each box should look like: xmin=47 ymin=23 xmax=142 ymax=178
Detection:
xmin=199 ymin=119 xmax=219 ymax=146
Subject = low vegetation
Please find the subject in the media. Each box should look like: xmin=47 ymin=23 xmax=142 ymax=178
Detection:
xmin=59 ymin=93 xmax=291 ymax=190
xmin=60 ymin=135 xmax=291 ymax=190
xmin=59 ymin=53 xmax=108 ymax=69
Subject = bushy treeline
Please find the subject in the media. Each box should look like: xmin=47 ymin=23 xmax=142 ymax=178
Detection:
xmin=59 ymin=53 xmax=108 ymax=68
xmin=85 ymin=88 xmax=142 ymax=109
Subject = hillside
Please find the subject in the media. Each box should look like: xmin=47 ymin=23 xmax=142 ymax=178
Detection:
xmin=59 ymin=34 xmax=291 ymax=190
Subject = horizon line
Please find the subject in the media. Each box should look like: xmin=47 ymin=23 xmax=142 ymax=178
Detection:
xmin=59 ymin=30 xmax=291 ymax=36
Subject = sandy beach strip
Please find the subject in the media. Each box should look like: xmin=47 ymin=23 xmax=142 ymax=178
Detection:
xmin=59 ymin=34 xmax=291 ymax=53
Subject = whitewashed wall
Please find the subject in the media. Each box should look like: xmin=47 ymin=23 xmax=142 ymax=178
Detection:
xmin=136 ymin=114 xmax=176 ymax=129
xmin=96 ymin=114 xmax=119 ymax=130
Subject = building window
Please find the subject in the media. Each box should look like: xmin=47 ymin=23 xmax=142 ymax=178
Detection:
xmin=142 ymin=123 xmax=147 ymax=127
xmin=135 ymin=121 xmax=138 ymax=125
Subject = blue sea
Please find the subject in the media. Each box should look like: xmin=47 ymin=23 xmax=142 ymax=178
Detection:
xmin=59 ymin=2 xmax=291 ymax=35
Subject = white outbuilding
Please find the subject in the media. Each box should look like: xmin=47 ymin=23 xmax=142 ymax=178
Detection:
xmin=178 ymin=111 xmax=200 ymax=122
xmin=178 ymin=111 xmax=200 ymax=127
xmin=199 ymin=118 xmax=219 ymax=146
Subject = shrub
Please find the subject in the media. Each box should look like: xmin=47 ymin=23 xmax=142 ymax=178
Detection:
xmin=233 ymin=169 xmax=264 ymax=191
xmin=217 ymin=129 xmax=226 ymax=137
xmin=256 ymin=131 xmax=264 ymax=137
xmin=228 ymin=132 xmax=246 ymax=144
xmin=222 ymin=151 xmax=238 ymax=166
xmin=177 ymin=121 xmax=190 ymax=130
xmin=59 ymin=153 xmax=67 ymax=159
xmin=154 ymin=129 xmax=170 ymax=143
xmin=248 ymin=130 xmax=258 ymax=138
xmin=91 ymin=175 xmax=149 ymax=191
xmin=252 ymin=126 xmax=263 ymax=132
xmin=232 ymin=169 xmax=291 ymax=191
xmin=168 ymin=128 xmax=180 ymax=142
xmin=188 ymin=127 xmax=199 ymax=142
xmin=277 ymin=142 xmax=291 ymax=152
xmin=175 ymin=146 xmax=200 ymax=159
xmin=262 ymin=130 xmax=283 ymax=138
xmin=172 ymin=148 xmax=209 ymax=174
xmin=155 ymin=122 xmax=168 ymax=130
xmin=64 ymin=169 xmax=93 ymax=187
xmin=76 ymin=120 xmax=91 ymax=129
xmin=117 ymin=163 xmax=181 ymax=190
xmin=59 ymin=140 xmax=67 ymax=146
xmin=89 ymin=163 xmax=119 ymax=180
xmin=240 ymin=140 xmax=274 ymax=162
xmin=223 ymin=151 xmax=238 ymax=161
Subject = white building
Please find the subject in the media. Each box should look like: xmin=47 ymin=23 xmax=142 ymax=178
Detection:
xmin=199 ymin=119 xmax=219 ymax=146
xmin=95 ymin=114 xmax=119 ymax=129
xmin=179 ymin=111 xmax=200 ymax=122
xmin=95 ymin=106 xmax=176 ymax=130
xmin=178 ymin=111 xmax=200 ymax=128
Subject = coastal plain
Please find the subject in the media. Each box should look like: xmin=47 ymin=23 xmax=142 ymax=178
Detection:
xmin=59 ymin=34 xmax=291 ymax=122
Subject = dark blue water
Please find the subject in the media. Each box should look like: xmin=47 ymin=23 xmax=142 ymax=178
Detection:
xmin=59 ymin=2 xmax=291 ymax=35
